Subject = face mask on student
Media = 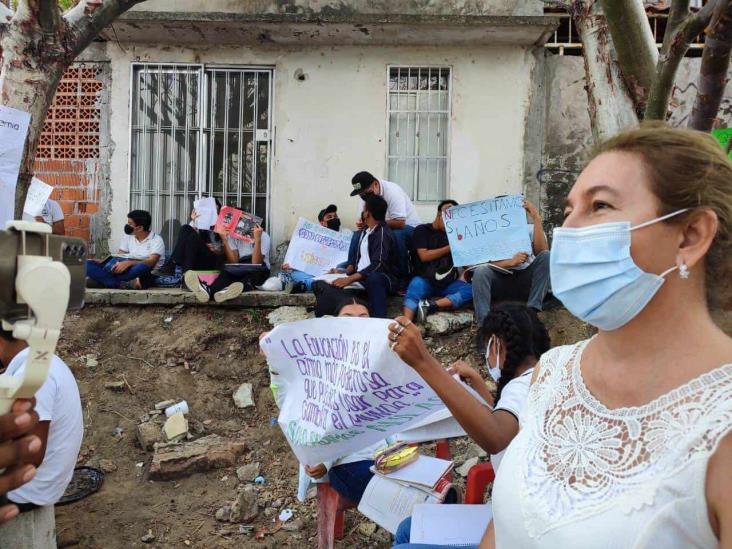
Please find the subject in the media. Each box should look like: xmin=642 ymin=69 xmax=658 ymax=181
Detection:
xmin=327 ymin=218 xmax=341 ymax=232
xmin=124 ymin=224 xmax=135 ymax=235
xmin=550 ymin=209 xmax=687 ymax=331
xmin=485 ymin=335 xmax=502 ymax=382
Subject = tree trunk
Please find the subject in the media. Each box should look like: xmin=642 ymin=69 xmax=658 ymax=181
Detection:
xmin=688 ymin=0 xmax=732 ymax=131
xmin=598 ymin=0 xmax=658 ymax=112
xmin=573 ymin=0 xmax=639 ymax=142
xmin=0 ymin=25 xmax=66 ymax=218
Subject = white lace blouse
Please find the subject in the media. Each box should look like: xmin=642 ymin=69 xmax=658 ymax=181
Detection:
xmin=492 ymin=339 xmax=732 ymax=548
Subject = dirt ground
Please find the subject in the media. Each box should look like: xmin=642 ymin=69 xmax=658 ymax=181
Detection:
xmin=51 ymin=304 xmax=730 ymax=548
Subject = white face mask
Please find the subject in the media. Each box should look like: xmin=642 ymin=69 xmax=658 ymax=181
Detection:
xmin=550 ymin=209 xmax=688 ymax=331
xmin=485 ymin=335 xmax=502 ymax=382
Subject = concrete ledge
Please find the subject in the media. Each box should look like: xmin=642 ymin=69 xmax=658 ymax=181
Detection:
xmin=84 ymin=288 xmax=316 ymax=307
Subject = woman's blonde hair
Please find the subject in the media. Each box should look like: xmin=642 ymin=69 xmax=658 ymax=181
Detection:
xmin=590 ymin=122 xmax=732 ymax=308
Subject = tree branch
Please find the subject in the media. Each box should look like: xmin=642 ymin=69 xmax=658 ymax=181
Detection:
xmin=689 ymin=0 xmax=732 ymax=131
xmin=599 ymin=0 xmax=658 ymax=111
xmin=63 ymin=0 xmax=145 ymax=57
xmin=38 ymin=0 xmax=61 ymax=32
xmin=645 ymin=0 xmax=717 ymax=119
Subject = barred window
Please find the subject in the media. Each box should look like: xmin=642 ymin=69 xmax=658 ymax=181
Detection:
xmin=387 ymin=67 xmax=451 ymax=202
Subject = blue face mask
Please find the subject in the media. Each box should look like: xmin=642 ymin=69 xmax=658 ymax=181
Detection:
xmin=550 ymin=209 xmax=687 ymax=331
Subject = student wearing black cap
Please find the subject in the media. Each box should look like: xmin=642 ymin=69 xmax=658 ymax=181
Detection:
xmin=259 ymin=204 xmax=343 ymax=294
xmin=348 ymin=171 xmax=421 ymax=285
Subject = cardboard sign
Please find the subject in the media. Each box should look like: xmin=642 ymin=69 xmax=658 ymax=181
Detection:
xmin=443 ymin=194 xmax=532 ymax=266
xmin=260 ymin=318 xmax=446 ymax=465
xmin=283 ymin=218 xmax=351 ymax=276
xmin=214 ymin=206 xmax=262 ymax=242
xmin=0 ymin=105 xmax=31 ymax=226
xmin=22 ymin=177 xmax=53 ymax=217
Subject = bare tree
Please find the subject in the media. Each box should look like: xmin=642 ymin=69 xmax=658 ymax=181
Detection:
xmin=567 ymin=0 xmax=727 ymax=139
xmin=0 ymin=0 xmax=146 ymax=218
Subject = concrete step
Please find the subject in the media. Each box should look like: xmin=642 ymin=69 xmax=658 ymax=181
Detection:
xmin=84 ymin=288 xmax=316 ymax=307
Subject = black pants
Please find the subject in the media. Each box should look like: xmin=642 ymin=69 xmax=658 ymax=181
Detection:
xmin=209 ymin=266 xmax=271 ymax=293
xmin=169 ymin=225 xmax=219 ymax=271
xmin=313 ymin=281 xmax=361 ymax=317
xmin=312 ymin=272 xmax=395 ymax=318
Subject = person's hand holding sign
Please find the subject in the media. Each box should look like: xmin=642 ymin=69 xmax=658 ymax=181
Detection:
xmin=508 ymin=251 xmax=529 ymax=267
xmin=387 ymin=317 xmax=435 ymax=374
xmin=331 ymin=275 xmax=357 ymax=289
xmin=523 ymin=199 xmax=541 ymax=223
xmin=304 ymin=464 xmax=327 ymax=479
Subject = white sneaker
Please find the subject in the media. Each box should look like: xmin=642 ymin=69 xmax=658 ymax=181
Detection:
xmin=214 ymin=282 xmax=244 ymax=303
xmin=258 ymin=276 xmax=283 ymax=292
xmin=184 ymin=270 xmax=210 ymax=303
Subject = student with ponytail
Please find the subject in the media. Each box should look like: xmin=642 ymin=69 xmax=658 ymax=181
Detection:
xmin=390 ymin=303 xmax=551 ymax=549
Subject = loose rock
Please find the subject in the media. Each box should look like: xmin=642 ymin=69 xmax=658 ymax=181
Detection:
xmin=162 ymin=412 xmax=188 ymax=442
xmin=136 ymin=422 xmax=163 ymax=451
xmin=236 ymin=462 xmax=260 ymax=482
xmin=358 ymin=521 xmax=377 ymax=537
xmin=104 ymin=381 xmax=126 ymax=392
xmin=99 ymin=459 xmax=117 ymax=473
xmin=215 ymin=505 xmax=231 ymax=522
xmin=229 ymin=485 xmax=259 ymax=523
xmin=281 ymin=518 xmax=304 ymax=532
xmin=456 ymin=457 xmax=480 ymax=477
xmin=425 ymin=312 xmax=474 ymax=335
xmin=233 ymin=383 xmax=254 ymax=408
xmin=155 ymin=399 xmax=175 ymax=410
xmin=267 ymin=306 xmax=312 ymax=326
xmin=141 ymin=530 xmax=155 ymax=543
xmin=149 ymin=434 xmax=247 ymax=481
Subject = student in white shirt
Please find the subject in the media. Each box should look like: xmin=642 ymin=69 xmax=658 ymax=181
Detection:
xmin=348 ymin=171 xmax=422 ymax=283
xmin=388 ymin=303 xmax=551 ymax=548
xmin=86 ymin=210 xmax=165 ymax=289
xmin=0 ymin=328 xmax=83 ymax=548
xmin=24 ymin=199 xmax=65 ymax=235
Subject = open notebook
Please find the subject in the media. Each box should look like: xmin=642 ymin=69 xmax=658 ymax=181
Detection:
xmin=410 ymin=503 xmax=493 ymax=545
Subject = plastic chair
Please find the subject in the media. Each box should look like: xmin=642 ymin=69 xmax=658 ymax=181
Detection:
xmin=463 ymin=462 xmax=495 ymax=504
xmin=315 ymin=439 xmax=454 ymax=549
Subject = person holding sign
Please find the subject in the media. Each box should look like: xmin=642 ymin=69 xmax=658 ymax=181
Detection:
xmin=403 ymin=200 xmax=473 ymax=323
xmin=349 ymin=171 xmax=421 ymax=283
xmin=24 ymin=199 xmax=64 ymax=235
xmin=388 ymin=304 xmax=551 ymax=548
xmin=471 ymin=199 xmax=549 ymax=326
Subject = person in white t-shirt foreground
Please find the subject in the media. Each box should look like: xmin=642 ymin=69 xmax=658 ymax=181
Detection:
xmin=86 ymin=209 xmax=165 ymax=289
xmin=24 ymin=199 xmax=65 ymax=235
xmin=348 ymin=171 xmax=422 ymax=286
xmin=0 ymin=328 xmax=83 ymax=548
xmin=387 ymin=303 xmax=551 ymax=549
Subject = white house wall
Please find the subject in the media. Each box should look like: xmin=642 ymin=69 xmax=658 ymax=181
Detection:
xmin=108 ymin=44 xmax=536 ymax=255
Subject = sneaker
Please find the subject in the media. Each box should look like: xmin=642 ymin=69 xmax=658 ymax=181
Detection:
xmin=184 ymin=270 xmax=210 ymax=303
xmin=416 ymin=299 xmax=438 ymax=323
xmin=214 ymin=282 xmax=244 ymax=303
xmin=258 ymin=276 xmax=283 ymax=292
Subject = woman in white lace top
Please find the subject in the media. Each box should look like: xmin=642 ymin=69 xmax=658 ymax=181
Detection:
xmin=479 ymin=124 xmax=732 ymax=547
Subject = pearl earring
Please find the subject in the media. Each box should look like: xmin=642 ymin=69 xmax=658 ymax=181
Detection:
xmin=679 ymin=262 xmax=689 ymax=280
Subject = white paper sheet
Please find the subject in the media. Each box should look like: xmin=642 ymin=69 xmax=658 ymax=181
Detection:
xmin=312 ymin=272 xmax=365 ymax=290
xmin=0 ymin=105 xmax=31 ymax=226
xmin=395 ymin=416 xmax=467 ymax=444
xmin=357 ymin=475 xmax=438 ymax=534
xmin=378 ymin=455 xmax=453 ymax=489
xmin=192 ymin=196 xmax=218 ymax=230
xmin=22 ymin=177 xmax=53 ymax=217
xmin=410 ymin=503 xmax=493 ymax=545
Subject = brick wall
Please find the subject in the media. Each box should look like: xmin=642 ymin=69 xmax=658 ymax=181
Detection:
xmin=35 ymin=64 xmax=105 ymax=245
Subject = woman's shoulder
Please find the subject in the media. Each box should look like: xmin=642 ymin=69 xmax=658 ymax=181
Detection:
xmin=530 ymin=339 xmax=589 ymax=386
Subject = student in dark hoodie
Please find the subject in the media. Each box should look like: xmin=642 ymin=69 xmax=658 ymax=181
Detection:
xmin=322 ymin=194 xmax=398 ymax=318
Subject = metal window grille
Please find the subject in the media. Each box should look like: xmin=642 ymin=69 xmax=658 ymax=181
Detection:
xmin=129 ymin=63 xmax=273 ymax=249
xmin=387 ymin=66 xmax=450 ymax=202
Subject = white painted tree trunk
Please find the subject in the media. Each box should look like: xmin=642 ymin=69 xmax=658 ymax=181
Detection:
xmin=573 ymin=0 xmax=639 ymax=142
xmin=0 ymin=0 xmax=145 ymax=218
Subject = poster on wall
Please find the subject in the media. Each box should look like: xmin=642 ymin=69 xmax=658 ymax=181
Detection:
xmin=283 ymin=218 xmax=352 ymax=276
xmin=443 ymin=194 xmax=532 ymax=266
xmin=0 ymin=105 xmax=31 ymax=227
xmin=260 ymin=318 xmax=446 ymax=465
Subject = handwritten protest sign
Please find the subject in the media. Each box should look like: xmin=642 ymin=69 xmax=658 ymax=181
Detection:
xmin=260 ymin=318 xmax=446 ymax=465
xmin=23 ymin=177 xmax=53 ymax=217
xmin=443 ymin=194 xmax=532 ymax=266
xmin=0 ymin=106 xmax=31 ymax=227
xmin=283 ymin=218 xmax=351 ymax=276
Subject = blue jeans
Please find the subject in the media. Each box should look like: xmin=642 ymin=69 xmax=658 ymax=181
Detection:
xmin=393 ymin=517 xmax=478 ymax=549
xmin=363 ymin=271 xmax=395 ymax=318
xmin=347 ymin=225 xmax=414 ymax=280
xmin=328 ymin=460 xmax=374 ymax=504
xmin=404 ymin=277 xmax=473 ymax=312
xmin=86 ymin=257 xmax=153 ymax=289
xmin=278 ymin=269 xmax=315 ymax=291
